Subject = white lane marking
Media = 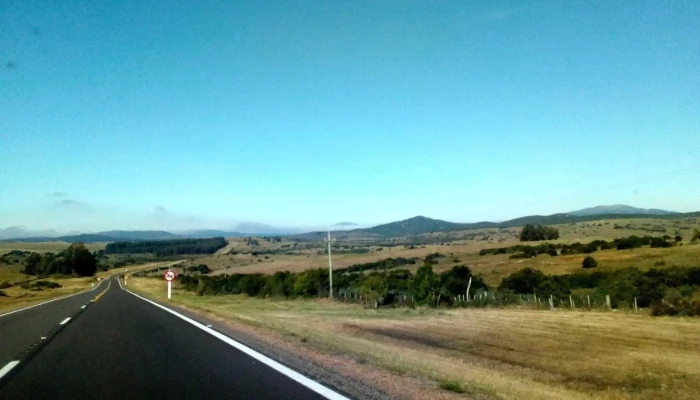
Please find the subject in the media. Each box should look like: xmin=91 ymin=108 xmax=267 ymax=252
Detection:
xmin=0 ymin=277 xmax=109 ymax=318
xmin=41 ymin=337 xmax=47 ymax=340
xmin=122 ymin=284 xmax=349 ymax=400
xmin=59 ymin=317 xmax=71 ymax=325
xmin=0 ymin=361 xmax=20 ymax=380
xmin=81 ymin=305 xmax=86 ymax=309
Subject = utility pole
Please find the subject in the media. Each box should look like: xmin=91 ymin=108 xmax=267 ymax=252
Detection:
xmin=325 ymin=231 xmax=335 ymax=298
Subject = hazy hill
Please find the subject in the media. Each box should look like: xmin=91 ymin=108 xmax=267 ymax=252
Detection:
xmin=96 ymin=230 xmax=178 ymax=240
xmin=362 ymin=216 xmax=471 ymax=236
xmin=181 ymin=230 xmax=247 ymax=238
xmin=341 ymin=211 xmax=700 ymax=239
xmin=1 ymin=234 xmax=116 ymax=243
xmin=2 ymin=207 xmax=698 ymax=243
xmin=569 ymin=205 xmax=677 ymax=216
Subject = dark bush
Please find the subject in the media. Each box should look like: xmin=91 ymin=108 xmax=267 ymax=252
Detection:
xmin=650 ymin=237 xmax=672 ymax=248
xmin=21 ymin=280 xmax=62 ymax=291
xmin=651 ymin=299 xmax=700 ymax=317
xmin=519 ymin=224 xmax=560 ymax=241
xmin=582 ymin=256 xmax=598 ymax=269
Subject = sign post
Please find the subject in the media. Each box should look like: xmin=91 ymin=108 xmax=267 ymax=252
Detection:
xmin=164 ymin=270 xmax=176 ymax=299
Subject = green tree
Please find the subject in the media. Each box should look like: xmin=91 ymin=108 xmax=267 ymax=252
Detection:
xmin=64 ymin=243 xmax=98 ymax=276
xmin=498 ymin=267 xmax=547 ymax=294
xmin=410 ymin=265 xmax=440 ymax=304
xmin=582 ymin=256 xmax=598 ymax=269
xmin=39 ymin=253 xmax=58 ymax=275
xmin=519 ymin=224 xmax=560 ymax=242
xmin=22 ymin=253 xmax=42 ymax=275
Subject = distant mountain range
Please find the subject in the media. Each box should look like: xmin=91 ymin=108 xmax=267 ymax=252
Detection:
xmin=291 ymin=206 xmax=697 ymax=241
xmin=568 ymin=205 xmax=677 ymax=216
xmin=1 ymin=205 xmax=696 ymax=243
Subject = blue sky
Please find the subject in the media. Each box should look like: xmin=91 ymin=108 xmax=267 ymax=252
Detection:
xmin=1 ymin=1 xmax=699 ymax=232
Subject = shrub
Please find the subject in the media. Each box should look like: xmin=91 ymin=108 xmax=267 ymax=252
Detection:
xmin=650 ymin=237 xmax=672 ymax=248
xmin=0 ymin=290 xmax=6 ymax=297
xmin=21 ymin=280 xmax=62 ymax=291
xmin=0 ymin=281 xmax=11 ymax=289
xmin=582 ymin=256 xmax=598 ymax=269
xmin=438 ymin=381 xmax=465 ymax=394
xmin=186 ymin=264 xmax=211 ymax=274
xmin=651 ymin=299 xmax=700 ymax=317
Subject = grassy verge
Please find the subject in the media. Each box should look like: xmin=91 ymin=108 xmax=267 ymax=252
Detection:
xmin=128 ymin=277 xmax=700 ymax=400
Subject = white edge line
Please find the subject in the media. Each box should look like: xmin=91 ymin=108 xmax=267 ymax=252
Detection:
xmin=59 ymin=317 xmax=71 ymax=325
xmin=0 ymin=276 xmax=108 ymax=318
xmin=118 ymin=279 xmax=349 ymax=400
xmin=0 ymin=361 xmax=20 ymax=380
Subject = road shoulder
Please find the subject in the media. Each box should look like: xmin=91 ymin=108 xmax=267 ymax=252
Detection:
xmin=123 ymin=281 xmax=461 ymax=400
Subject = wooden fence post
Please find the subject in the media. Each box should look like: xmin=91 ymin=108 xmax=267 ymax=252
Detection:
xmin=466 ymin=277 xmax=472 ymax=302
xmin=634 ymin=297 xmax=638 ymax=312
xmin=549 ymin=295 xmax=554 ymax=310
xmin=569 ymin=295 xmax=574 ymax=308
xmin=587 ymin=295 xmax=590 ymax=308
xmin=605 ymin=295 xmax=611 ymax=309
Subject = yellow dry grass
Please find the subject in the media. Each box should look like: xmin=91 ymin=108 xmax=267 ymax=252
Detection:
xmin=0 ymin=263 xmax=26 ymax=284
xmin=0 ymin=276 xmax=97 ymax=312
xmin=129 ymin=277 xmax=700 ymax=400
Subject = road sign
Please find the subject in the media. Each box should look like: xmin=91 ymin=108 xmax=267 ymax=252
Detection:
xmin=164 ymin=271 xmax=176 ymax=281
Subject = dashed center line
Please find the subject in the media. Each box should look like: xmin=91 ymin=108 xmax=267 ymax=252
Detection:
xmin=81 ymin=305 xmax=86 ymax=309
xmin=59 ymin=317 xmax=71 ymax=325
xmin=0 ymin=360 xmax=20 ymax=379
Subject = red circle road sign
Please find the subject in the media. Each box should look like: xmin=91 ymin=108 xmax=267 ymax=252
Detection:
xmin=164 ymin=271 xmax=176 ymax=281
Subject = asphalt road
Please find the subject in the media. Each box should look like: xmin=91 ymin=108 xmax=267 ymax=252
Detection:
xmin=0 ymin=278 xmax=109 ymax=366
xmin=0 ymin=277 xmax=346 ymax=400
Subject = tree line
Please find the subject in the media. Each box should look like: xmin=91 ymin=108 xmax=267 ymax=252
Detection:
xmin=480 ymin=234 xmax=682 ymax=258
xmin=499 ymin=266 xmax=700 ymax=315
xmin=105 ymin=237 xmax=227 ymax=256
xmin=21 ymin=243 xmax=98 ymax=277
xmin=177 ymin=264 xmax=489 ymax=307
xmin=154 ymin=252 xmax=700 ymax=316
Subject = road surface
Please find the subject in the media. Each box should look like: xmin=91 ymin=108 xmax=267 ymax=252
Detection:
xmin=0 ymin=278 xmax=109 ymax=367
xmin=0 ymin=277 xmax=347 ymax=400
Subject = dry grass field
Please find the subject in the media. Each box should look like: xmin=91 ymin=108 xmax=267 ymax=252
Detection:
xmin=0 ymin=275 xmax=98 ymax=313
xmin=130 ymin=277 xmax=700 ymax=400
